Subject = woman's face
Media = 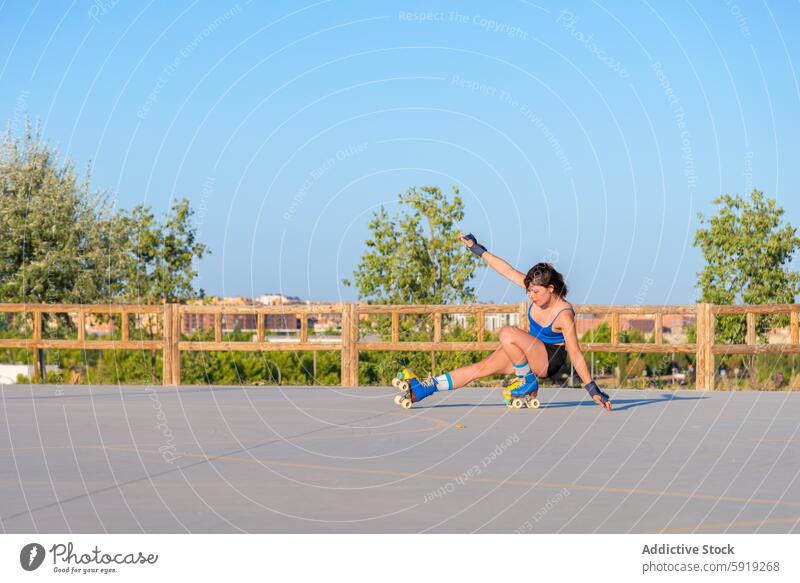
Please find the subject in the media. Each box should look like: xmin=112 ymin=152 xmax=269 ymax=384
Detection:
xmin=526 ymin=284 xmax=555 ymax=306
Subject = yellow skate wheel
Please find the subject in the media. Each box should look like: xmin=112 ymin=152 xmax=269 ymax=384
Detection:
xmin=512 ymin=398 xmax=524 ymax=409
xmin=391 ymin=378 xmax=403 ymax=389
xmin=393 ymin=394 xmax=403 ymax=405
xmin=400 ymin=398 xmax=412 ymax=409
xmin=528 ymin=398 xmax=540 ymax=409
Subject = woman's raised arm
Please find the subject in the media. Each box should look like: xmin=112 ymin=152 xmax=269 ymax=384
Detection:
xmin=458 ymin=233 xmax=526 ymax=289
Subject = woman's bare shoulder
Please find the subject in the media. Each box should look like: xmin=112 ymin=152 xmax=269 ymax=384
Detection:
xmin=553 ymin=301 xmax=576 ymax=329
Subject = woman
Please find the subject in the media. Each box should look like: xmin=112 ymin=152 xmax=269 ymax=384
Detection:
xmin=394 ymin=233 xmax=612 ymax=411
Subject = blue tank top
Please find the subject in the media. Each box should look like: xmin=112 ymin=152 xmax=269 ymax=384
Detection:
xmin=528 ymin=305 xmax=574 ymax=344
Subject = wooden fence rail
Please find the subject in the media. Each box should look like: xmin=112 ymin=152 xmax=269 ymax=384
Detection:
xmin=1 ymin=302 xmax=798 ymax=389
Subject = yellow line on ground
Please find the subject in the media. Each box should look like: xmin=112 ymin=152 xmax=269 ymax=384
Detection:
xmin=90 ymin=444 xmax=800 ymax=511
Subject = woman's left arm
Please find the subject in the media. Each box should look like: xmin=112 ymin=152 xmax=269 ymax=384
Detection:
xmin=559 ymin=310 xmax=592 ymax=385
xmin=559 ymin=309 xmax=613 ymax=410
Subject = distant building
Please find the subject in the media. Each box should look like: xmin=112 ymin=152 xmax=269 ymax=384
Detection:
xmin=254 ymin=294 xmax=303 ymax=306
xmin=180 ymin=294 xmax=343 ymax=336
xmin=575 ymin=313 xmax=694 ymax=341
xmin=447 ymin=311 xmax=520 ymax=332
xmin=485 ymin=312 xmax=520 ymax=331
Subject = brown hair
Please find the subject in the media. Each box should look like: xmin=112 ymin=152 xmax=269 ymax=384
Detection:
xmin=524 ymin=262 xmax=568 ymax=298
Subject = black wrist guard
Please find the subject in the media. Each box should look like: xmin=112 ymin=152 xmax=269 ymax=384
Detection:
xmin=464 ymin=233 xmax=487 ymax=258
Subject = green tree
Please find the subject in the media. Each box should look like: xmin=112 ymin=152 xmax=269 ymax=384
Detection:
xmin=343 ymin=185 xmax=476 ymax=305
xmin=342 ymin=185 xmax=495 ymax=384
xmin=118 ymin=198 xmax=209 ymax=304
xmin=0 ymin=124 xmax=209 ymax=308
xmin=579 ymin=321 xmax=617 ymax=374
xmin=0 ymin=123 xmax=127 ymax=305
xmin=694 ymin=190 xmax=800 ymax=344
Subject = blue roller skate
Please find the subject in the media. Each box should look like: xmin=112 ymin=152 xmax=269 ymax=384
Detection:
xmin=503 ymin=373 xmax=540 ymax=409
xmin=392 ymin=368 xmax=437 ymax=409
xmin=391 ymin=367 xmax=416 ymax=404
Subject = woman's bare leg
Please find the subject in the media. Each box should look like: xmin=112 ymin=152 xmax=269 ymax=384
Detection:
xmin=498 ymin=326 xmax=551 ymax=377
xmin=446 ymin=347 xmax=515 ymax=389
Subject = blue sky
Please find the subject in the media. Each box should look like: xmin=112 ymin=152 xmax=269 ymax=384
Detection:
xmin=2 ymin=0 xmax=798 ymax=305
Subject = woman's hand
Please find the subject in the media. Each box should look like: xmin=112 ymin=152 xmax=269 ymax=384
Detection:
xmin=458 ymin=233 xmax=487 ymax=257
xmin=460 ymin=233 xmax=525 ymax=288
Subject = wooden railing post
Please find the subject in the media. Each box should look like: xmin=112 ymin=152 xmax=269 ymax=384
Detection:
xmin=171 ymin=306 xmax=181 ymax=386
xmin=746 ymin=312 xmax=756 ymax=346
xmin=77 ymin=310 xmax=86 ymax=342
xmin=518 ymin=302 xmax=528 ymax=331
xmin=696 ymin=303 xmax=706 ymax=389
xmin=32 ymin=309 xmax=42 ymax=383
xmin=391 ymin=312 xmax=399 ymax=343
xmin=121 ymin=310 xmax=129 ymax=341
xmin=350 ymin=304 xmax=359 ymax=386
xmin=696 ymin=303 xmax=715 ymax=390
xmin=341 ymin=304 xmax=359 ymax=387
xmin=340 ymin=305 xmax=349 ymax=386
xmin=214 ymin=312 xmax=222 ymax=343
xmin=654 ymin=312 xmax=663 ymax=345
xmin=611 ymin=310 xmax=625 ymax=386
xmin=162 ymin=304 xmax=173 ymax=386
xmin=432 ymin=312 xmax=442 ymax=375
xmin=300 ymin=312 xmax=308 ymax=343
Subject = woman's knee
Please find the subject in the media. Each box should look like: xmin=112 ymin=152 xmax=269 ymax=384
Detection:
xmin=498 ymin=325 xmax=518 ymax=343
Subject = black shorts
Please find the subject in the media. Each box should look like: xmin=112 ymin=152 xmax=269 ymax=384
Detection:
xmin=544 ymin=343 xmax=567 ymax=378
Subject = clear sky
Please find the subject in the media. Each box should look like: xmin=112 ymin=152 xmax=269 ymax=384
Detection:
xmin=2 ymin=0 xmax=798 ymax=305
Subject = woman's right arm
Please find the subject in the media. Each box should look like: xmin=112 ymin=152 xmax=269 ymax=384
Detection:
xmin=459 ymin=234 xmax=526 ymax=289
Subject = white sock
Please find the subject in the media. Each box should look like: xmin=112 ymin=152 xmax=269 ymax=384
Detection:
xmin=513 ymin=361 xmax=531 ymax=378
xmin=433 ymin=372 xmax=453 ymax=391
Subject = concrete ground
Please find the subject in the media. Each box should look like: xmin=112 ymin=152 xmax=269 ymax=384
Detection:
xmin=1 ymin=384 xmax=798 ymax=533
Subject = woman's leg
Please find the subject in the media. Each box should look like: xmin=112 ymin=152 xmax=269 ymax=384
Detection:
xmin=446 ymin=347 xmax=515 ymax=389
xmin=497 ymin=326 xmax=550 ymax=377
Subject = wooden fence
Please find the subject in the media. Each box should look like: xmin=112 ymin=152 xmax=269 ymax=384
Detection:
xmin=1 ymin=302 xmax=798 ymax=389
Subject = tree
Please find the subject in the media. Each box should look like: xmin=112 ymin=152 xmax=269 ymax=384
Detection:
xmin=579 ymin=321 xmax=617 ymax=374
xmin=694 ymin=190 xmax=800 ymax=344
xmin=0 ymin=123 xmax=209 ymax=307
xmin=343 ymin=185 xmax=476 ymax=305
xmin=118 ymin=199 xmax=209 ymax=304
xmin=0 ymin=122 xmax=127 ymax=305
xmin=342 ymin=185 xmax=488 ymax=383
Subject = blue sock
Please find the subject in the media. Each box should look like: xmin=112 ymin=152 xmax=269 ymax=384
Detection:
xmin=513 ymin=361 xmax=531 ymax=378
xmin=433 ymin=372 xmax=453 ymax=391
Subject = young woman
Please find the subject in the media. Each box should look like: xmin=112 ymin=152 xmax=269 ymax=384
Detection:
xmin=394 ymin=233 xmax=612 ymax=411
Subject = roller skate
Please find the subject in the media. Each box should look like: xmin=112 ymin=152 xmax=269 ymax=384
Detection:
xmin=503 ymin=373 xmax=540 ymax=409
xmin=392 ymin=368 xmax=417 ymax=408
xmin=392 ymin=368 xmax=436 ymax=409
xmin=391 ymin=368 xmax=416 ymax=392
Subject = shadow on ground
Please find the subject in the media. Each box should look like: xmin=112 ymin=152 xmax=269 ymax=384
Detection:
xmin=419 ymin=392 xmax=707 ymax=411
